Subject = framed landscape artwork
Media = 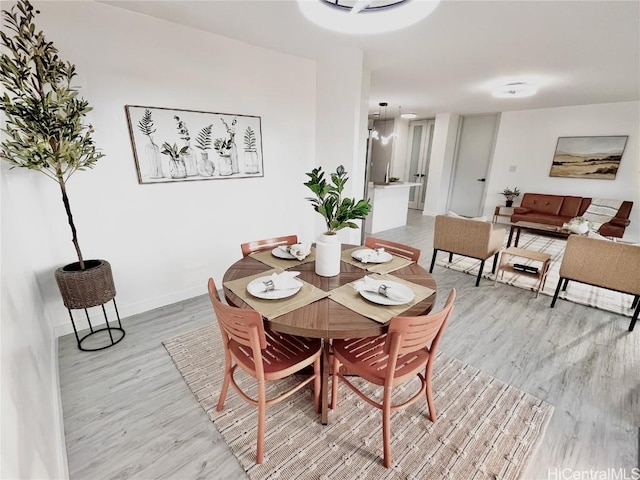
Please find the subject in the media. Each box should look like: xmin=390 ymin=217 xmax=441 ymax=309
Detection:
xmin=125 ymin=105 xmax=263 ymax=184
xmin=549 ymin=136 xmax=628 ymax=180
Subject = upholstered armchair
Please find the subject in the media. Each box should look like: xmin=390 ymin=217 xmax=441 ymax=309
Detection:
xmin=429 ymin=215 xmax=506 ymax=286
xmin=550 ymin=235 xmax=640 ymax=331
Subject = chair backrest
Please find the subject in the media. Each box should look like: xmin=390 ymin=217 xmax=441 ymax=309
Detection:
xmin=433 ymin=216 xmax=493 ymax=256
xmin=559 ymin=236 xmax=640 ymax=295
xmin=207 ymin=278 xmax=267 ymax=350
xmin=385 ymin=289 xmax=456 ymax=357
xmin=364 ymin=237 xmax=421 ymax=261
xmin=240 ymin=235 xmax=298 ymax=257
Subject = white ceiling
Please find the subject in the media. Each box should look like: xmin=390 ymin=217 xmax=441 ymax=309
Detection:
xmin=103 ymin=0 xmax=640 ymax=118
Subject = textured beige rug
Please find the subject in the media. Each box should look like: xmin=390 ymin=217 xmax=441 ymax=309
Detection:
xmin=164 ymin=324 xmax=554 ymax=480
xmin=436 ymin=232 xmax=636 ymax=318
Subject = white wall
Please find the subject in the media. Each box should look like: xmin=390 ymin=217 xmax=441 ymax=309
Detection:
xmin=485 ymin=101 xmax=640 ymax=241
xmin=2 ymin=1 xmax=318 ymax=336
xmin=1 ymin=163 xmax=68 ymax=479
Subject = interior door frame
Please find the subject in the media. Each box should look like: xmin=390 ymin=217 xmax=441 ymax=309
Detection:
xmin=445 ymin=113 xmax=500 ymax=217
xmin=406 ymin=119 xmax=435 ymax=210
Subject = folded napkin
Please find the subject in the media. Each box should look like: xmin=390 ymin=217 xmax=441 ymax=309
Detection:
xmin=281 ymin=243 xmax=312 ymax=261
xmin=354 ymin=248 xmax=386 ymax=264
xmin=353 ymin=275 xmax=414 ymax=303
xmin=249 ymin=271 xmax=302 ymax=294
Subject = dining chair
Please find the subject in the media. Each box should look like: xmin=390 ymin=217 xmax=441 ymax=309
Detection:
xmin=330 ymin=289 xmax=456 ymax=468
xmin=240 ymin=235 xmax=298 ymax=257
xmin=364 ymin=237 xmax=421 ymax=262
xmin=207 ymin=278 xmax=322 ymax=464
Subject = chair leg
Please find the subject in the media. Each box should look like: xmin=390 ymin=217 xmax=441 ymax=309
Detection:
xmin=491 ymin=252 xmax=499 ymax=274
xmin=256 ymin=379 xmax=266 ymax=464
xmin=632 ymin=295 xmax=639 ymax=309
xmin=551 ymin=278 xmax=563 ymax=308
xmin=314 ymin=356 xmax=321 ymax=414
xmin=562 ymin=278 xmax=569 ymax=292
xmin=448 ymin=252 xmax=453 ymax=263
xmin=331 ymin=355 xmax=339 ymax=409
xmin=425 ymin=372 xmax=437 ymax=423
xmin=475 ymin=260 xmax=485 ymax=287
xmin=628 ymin=302 xmax=640 ymax=332
xmin=429 ymin=249 xmax=438 ymax=273
xmin=216 ymin=353 xmax=232 ymax=411
xmin=382 ymin=388 xmax=393 ymax=468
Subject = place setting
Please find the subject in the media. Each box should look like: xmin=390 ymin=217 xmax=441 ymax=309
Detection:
xmin=329 ymin=273 xmax=435 ymax=324
xmin=341 ymin=246 xmax=415 ymax=274
xmin=249 ymin=243 xmax=316 ymax=269
xmin=223 ymin=268 xmax=329 ymax=320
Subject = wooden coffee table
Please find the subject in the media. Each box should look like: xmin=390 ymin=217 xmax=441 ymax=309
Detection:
xmin=507 ymin=221 xmax=573 ymax=247
xmin=494 ymin=247 xmax=551 ymax=297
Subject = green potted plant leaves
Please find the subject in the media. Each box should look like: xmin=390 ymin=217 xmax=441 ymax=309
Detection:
xmin=304 ymin=165 xmax=371 ymax=277
xmin=160 ymin=142 xmax=188 ymax=179
xmin=501 ymin=187 xmax=521 ymax=207
xmin=195 ymin=124 xmax=215 ymax=176
xmin=0 ymin=0 xmax=124 ymax=349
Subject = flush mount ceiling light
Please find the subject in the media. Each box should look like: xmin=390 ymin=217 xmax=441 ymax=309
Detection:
xmin=297 ymin=0 xmax=441 ymax=35
xmin=492 ymin=82 xmax=538 ymax=98
xmin=399 ymin=106 xmax=417 ymax=119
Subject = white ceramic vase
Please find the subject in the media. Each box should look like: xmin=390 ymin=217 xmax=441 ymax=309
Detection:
xmin=315 ymin=232 xmax=341 ymax=277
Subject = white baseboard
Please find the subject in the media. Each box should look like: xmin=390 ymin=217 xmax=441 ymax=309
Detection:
xmin=53 ymin=285 xmax=206 ymax=338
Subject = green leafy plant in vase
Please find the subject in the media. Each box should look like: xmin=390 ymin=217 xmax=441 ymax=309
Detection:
xmin=173 ymin=115 xmax=197 ymax=176
xmin=304 ymin=165 xmax=372 ymax=277
xmin=243 ymin=126 xmax=260 ymax=174
xmin=160 ymin=142 xmax=188 ymax=179
xmin=501 ymin=186 xmax=520 ymax=207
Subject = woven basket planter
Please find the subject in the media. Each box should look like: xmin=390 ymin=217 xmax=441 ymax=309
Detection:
xmin=55 ymin=259 xmax=116 ymax=310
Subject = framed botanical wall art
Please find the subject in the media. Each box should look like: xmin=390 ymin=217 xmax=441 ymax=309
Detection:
xmin=549 ymin=136 xmax=628 ymax=180
xmin=125 ymin=105 xmax=263 ymax=184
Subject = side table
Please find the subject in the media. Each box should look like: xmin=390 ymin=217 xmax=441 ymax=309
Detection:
xmin=493 ymin=205 xmax=515 ymax=224
xmin=494 ymin=247 xmax=551 ymax=297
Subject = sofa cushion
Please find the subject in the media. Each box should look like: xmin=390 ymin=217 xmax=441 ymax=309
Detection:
xmin=520 ymin=193 xmax=564 ymax=215
xmin=559 ymin=196 xmax=583 ymax=217
xmin=510 ymin=213 xmax=569 ymax=227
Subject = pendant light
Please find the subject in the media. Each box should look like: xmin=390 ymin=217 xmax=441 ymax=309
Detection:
xmin=379 ymin=102 xmax=397 ymax=146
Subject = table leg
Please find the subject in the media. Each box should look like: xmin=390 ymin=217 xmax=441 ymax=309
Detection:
xmin=321 ymin=339 xmax=330 ymax=425
xmin=507 ymin=226 xmax=515 ymax=248
xmin=514 ymin=227 xmax=522 ymax=248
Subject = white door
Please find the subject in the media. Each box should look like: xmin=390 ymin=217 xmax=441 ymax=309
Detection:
xmin=407 ymin=119 xmax=435 ymax=210
xmin=447 ymin=114 xmax=498 ymax=217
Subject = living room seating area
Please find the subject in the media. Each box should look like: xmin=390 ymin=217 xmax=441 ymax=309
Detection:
xmin=510 ymin=193 xmax=633 ymax=238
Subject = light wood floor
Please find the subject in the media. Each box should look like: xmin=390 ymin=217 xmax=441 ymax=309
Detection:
xmin=58 ymin=210 xmax=639 ymax=479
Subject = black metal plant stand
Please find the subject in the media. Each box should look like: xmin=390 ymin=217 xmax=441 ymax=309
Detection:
xmin=66 ymin=298 xmax=125 ymax=351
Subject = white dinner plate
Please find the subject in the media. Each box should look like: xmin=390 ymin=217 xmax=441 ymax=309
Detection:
xmin=271 ymin=247 xmax=296 ymax=260
xmin=351 ymin=248 xmax=393 ymax=264
xmin=358 ymin=281 xmax=414 ymax=306
xmin=247 ymin=275 xmax=302 ymax=300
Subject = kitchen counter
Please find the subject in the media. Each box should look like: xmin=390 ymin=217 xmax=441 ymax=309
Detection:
xmin=365 ymin=182 xmax=421 ymax=234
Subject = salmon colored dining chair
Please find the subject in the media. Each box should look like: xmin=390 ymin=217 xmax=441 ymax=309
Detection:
xmin=331 ymin=289 xmax=456 ymax=468
xmin=240 ymin=235 xmax=298 ymax=257
xmin=207 ymin=278 xmax=321 ymax=464
xmin=364 ymin=237 xmax=421 ymax=262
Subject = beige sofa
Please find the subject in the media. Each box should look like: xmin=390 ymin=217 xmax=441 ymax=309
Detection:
xmin=550 ymin=235 xmax=640 ymax=331
xmin=430 ymin=216 xmax=506 ymax=286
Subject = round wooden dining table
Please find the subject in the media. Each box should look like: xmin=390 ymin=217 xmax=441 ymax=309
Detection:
xmin=222 ymin=244 xmax=438 ymax=424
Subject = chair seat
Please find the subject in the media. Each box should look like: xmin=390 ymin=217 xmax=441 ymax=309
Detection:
xmin=333 ymin=336 xmax=429 ymax=386
xmin=230 ymin=330 xmax=321 ymax=379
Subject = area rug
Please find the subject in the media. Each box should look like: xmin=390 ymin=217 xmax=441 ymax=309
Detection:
xmin=435 ymin=232 xmax=636 ymax=318
xmin=164 ymin=324 xmax=554 ymax=480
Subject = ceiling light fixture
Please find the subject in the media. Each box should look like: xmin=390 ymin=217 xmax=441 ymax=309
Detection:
xmin=297 ymin=0 xmax=441 ymax=35
xmin=378 ymin=102 xmax=397 ymax=146
xmin=399 ymin=106 xmax=417 ymax=119
xmin=492 ymin=82 xmax=538 ymax=98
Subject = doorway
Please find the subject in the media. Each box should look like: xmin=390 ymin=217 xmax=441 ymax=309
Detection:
xmin=447 ymin=114 xmax=499 ymax=217
xmin=407 ymin=119 xmax=435 ymax=210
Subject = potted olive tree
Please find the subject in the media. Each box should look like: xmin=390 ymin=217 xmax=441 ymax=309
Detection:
xmin=1 ymin=0 xmax=122 ymax=349
xmin=304 ymin=165 xmax=371 ymax=276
